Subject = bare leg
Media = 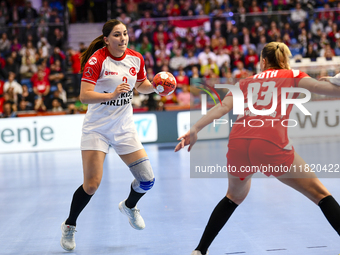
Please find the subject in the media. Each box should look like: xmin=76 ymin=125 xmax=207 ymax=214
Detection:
xmin=277 ymin=151 xmax=331 ymax=204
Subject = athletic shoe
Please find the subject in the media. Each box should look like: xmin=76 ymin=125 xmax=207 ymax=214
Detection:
xmin=60 ymin=221 xmax=76 ymax=251
xmin=191 ymin=250 xmax=209 ymax=255
xmin=118 ymin=199 xmax=145 ymax=230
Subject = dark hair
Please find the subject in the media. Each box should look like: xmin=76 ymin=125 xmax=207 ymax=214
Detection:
xmin=80 ymin=19 xmax=126 ymax=72
xmin=261 ymin=42 xmax=292 ymax=70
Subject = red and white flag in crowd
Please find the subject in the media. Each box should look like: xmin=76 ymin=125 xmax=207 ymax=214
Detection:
xmin=170 ymin=18 xmax=210 ymax=37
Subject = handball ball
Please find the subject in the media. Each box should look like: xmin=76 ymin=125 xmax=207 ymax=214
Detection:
xmin=152 ymin=72 xmax=177 ymax=96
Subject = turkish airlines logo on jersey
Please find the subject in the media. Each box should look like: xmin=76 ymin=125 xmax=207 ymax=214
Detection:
xmin=84 ymin=67 xmax=93 ymax=77
xmin=129 ymin=67 xmax=137 ymax=76
xmin=88 ymin=57 xmax=97 ymax=65
xmin=105 ymin=71 xmax=118 ymax=76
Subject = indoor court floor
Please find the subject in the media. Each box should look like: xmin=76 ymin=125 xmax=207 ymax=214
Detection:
xmin=1 ymin=139 xmax=340 ymax=255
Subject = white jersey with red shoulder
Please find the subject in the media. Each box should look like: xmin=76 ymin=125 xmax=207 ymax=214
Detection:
xmin=81 ymin=47 xmax=146 ymax=136
xmin=227 ymin=68 xmax=309 ymax=149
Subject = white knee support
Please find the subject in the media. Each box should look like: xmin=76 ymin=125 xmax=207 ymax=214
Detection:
xmin=129 ymin=157 xmax=155 ymax=193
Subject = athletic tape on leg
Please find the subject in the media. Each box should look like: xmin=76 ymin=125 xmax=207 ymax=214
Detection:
xmin=129 ymin=157 xmax=155 ymax=193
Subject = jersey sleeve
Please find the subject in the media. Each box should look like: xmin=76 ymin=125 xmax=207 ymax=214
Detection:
xmin=81 ymin=53 xmax=103 ymax=85
xmin=292 ymin=69 xmax=310 ymax=87
xmin=136 ymin=56 xmax=147 ymax=82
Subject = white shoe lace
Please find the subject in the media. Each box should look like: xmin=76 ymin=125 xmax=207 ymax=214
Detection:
xmin=64 ymin=226 xmax=77 ymax=239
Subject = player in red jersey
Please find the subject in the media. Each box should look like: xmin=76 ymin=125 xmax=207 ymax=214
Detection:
xmin=175 ymin=42 xmax=340 ymax=255
xmin=60 ymin=20 xmax=158 ymax=251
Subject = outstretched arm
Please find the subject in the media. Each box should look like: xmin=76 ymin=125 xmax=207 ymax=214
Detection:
xmin=135 ymin=79 xmax=156 ymax=94
xmin=298 ymin=74 xmax=340 ymax=96
xmin=174 ymin=95 xmax=233 ymax=152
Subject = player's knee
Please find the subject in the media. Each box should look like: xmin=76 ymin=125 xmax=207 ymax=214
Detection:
xmin=129 ymin=157 xmax=155 ymax=193
xmin=83 ymin=181 xmax=100 ymax=195
xmin=226 ymin=193 xmax=247 ymax=205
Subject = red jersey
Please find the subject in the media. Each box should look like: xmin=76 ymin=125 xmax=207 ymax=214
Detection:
xmin=33 ymin=79 xmax=50 ymax=94
xmin=227 ymin=69 xmax=309 ymax=149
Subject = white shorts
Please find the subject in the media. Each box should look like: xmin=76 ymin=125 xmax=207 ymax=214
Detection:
xmin=81 ymin=131 xmax=144 ymax=155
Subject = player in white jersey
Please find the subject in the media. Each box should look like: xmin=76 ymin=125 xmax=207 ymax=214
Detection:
xmin=60 ymin=20 xmax=158 ymax=251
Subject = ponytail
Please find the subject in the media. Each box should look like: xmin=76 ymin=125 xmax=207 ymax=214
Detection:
xmin=261 ymin=42 xmax=292 ymax=70
xmin=80 ymin=35 xmax=105 ymax=72
xmin=80 ymin=19 xmax=126 ymax=72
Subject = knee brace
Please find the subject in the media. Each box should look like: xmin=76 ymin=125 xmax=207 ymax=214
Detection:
xmin=129 ymin=157 xmax=155 ymax=193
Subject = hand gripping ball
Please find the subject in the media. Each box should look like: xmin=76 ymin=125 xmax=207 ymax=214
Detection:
xmin=152 ymin=71 xmax=177 ymax=96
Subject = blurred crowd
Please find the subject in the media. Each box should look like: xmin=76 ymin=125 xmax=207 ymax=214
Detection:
xmin=1 ymin=0 xmax=340 ymax=117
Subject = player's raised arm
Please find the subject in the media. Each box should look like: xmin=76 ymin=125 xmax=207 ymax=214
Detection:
xmin=174 ymin=95 xmax=233 ymax=152
xmin=298 ymin=74 xmax=340 ymax=97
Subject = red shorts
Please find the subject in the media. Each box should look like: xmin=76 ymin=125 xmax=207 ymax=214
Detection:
xmin=226 ymin=138 xmax=294 ymax=179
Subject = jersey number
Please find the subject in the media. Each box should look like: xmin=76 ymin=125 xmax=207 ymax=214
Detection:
xmin=122 ymin=76 xmax=128 ymax=83
xmin=246 ymin=81 xmax=295 ymax=113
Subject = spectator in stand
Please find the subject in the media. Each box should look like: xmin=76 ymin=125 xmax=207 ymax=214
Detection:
xmin=20 ymin=51 xmax=37 ymax=79
xmin=153 ymin=2 xmax=167 ymax=18
xmin=177 ymin=85 xmax=191 ymax=106
xmin=37 ymin=37 xmax=51 ymax=59
xmin=335 ymin=38 xmax=340 ymax=56
xmin=153 ymin=24 xmax=169 ymax=47
xmin=244 ymin=48 xmax=258 ymax=72
xmin=155 ymin=42 xmax=170 ymax=59
xmin=227 ymin=26 xmax=239 ymax=46
xmin=79 ymin=42 xmax=87 ymax=53
xmin=3 ymin=55 xmax=20 ymax=80
xmin=232 ymin=61 xmax=248 ymax=79
xmin=50 ymin=98 xmax=63 ymax=112
xmin=0 ymin=9 xmax=5 ymax=29
xmin=198 ymin=46 xmax=217 ymax=66
xmin=19 ymin=41 xmax=36 ymax=59
xmin=298 ymin=28 xmax=308 ymax=52
xmin=32 ymin=60 xmax=50 ymax=84
xmin=320 ymin=43 xmax=335 ymax=58
xmin=20 ymin=1 xmax=38 ymax=24
xmin=169 ymin=48 xmax=188 ymax=71
xmin=0 ymin=101 xmax=16 ymax=118
xmin=0 ymin=32 xmax=10 ymax=57
xmin=67 ymin=47 xmax=81 ymax=96
xmin=282 ymin=23 xmax=295 ymax=40
xmin=200 ymin=58 xmax=219 ymax=77
xmin=215 ymin=48 xmax=230 ymax=70
xmin=33 ymin=69 xmax=50 ymax=102
xmin=328 ymin=23 xmax=339 ymax=48
xmin=268 ymin=21 xmax=281 ymax=42
xmin=211 ymin=30 xmax=226 ymax=50
xmin=186 ymin=50 xmax=199 ymax=71
xmin=126 ymin=0 xmax=139 ymax=21
xmin=18 ymin=84 xmax=35 ymax=109
xmin=248 ymin=0 xmax=261 ymax=13
xmin=11 ymin=37 xmax=21 ymax=52
xmin=4 ymin=72 xmax=22 ymax=105
xmin=256 ymin=35 xmax=266 ymax=56
xmin=291 ymin=3 xmax=307 ymax=31
xmin=50 ymin=46 xmax=66 ymax=68
xmin=195 ymin=29 xmax=211 ymax=51
xmin=48 ymin=59 xmax=64 ymax=88
xmin=325 ymin=19 xmax=334 ymax=35
xmin=136 ymin=35 xmax=152 ymax=55
xmin=37 ymin=18 xmax=49 ymax=39
xmin=9 ymin=4 xmax=20 ymax=26
xmin=49 ymin=28 xmax=64 ymax=49
xmin=311 ymin=18 xmax=324 ymax=38
xmin=39 ymin=0 xmax=52 ymax=20
xmin=318 ymin=3 xmax=334 ymax=24
xmin=117 ymin=13 xmax=131 ymax=25
xmin=175 ymin=67 xmax=190 ymax=88
xmin=18 ymin=99 xmax=32 ymax=111
xmin=73 ymin=0 xmax=87 ymax=23
xmin=144 ymin=51 xmax=154 ymax=69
